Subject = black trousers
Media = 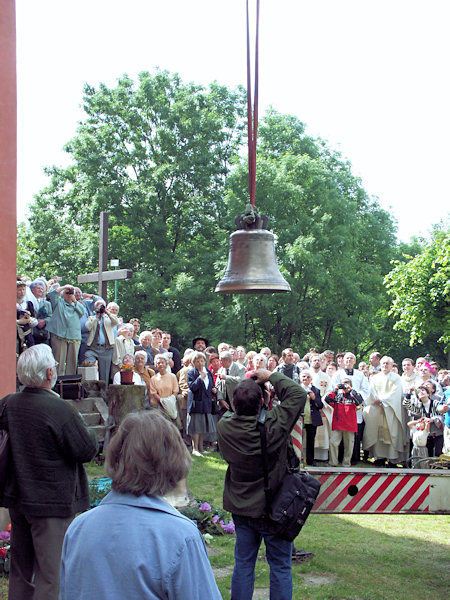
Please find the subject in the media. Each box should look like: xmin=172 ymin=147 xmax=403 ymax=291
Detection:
xmin=304 ymin=424 xmax=317 ymax=465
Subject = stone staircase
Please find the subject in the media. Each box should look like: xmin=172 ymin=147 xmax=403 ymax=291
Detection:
xmin=66 ymin=380 xmax=109 ymax=445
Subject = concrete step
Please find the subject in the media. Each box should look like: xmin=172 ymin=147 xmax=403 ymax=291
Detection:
xmin=89 ymin=424 xmax=108 ymax=442
xmin=93 ymin=398 xmax=109 ymax=423
xmin=83 ymin=412 xmax=102 ymax=426
xmin=66 ymin=397 xmax=95 ymax=412
xmin=67 ymin=397 xmax=107 ymax=414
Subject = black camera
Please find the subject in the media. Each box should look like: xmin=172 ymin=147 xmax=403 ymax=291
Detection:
xmin=97 ymin=304 xmax=106 ymax=314
xmin=66 ymin=287 xmax=74 ymax=295
xmin=338 ymin=384 xmax=346 ymax=390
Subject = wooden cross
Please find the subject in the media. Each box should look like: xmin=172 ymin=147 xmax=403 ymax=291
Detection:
xmin=77 ymin=212 xmax=132 ymax=301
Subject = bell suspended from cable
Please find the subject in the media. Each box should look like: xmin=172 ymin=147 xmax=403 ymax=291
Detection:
xmin=215 ymin=0 xmax=290 ymax=295
xmin=215 ymin=205 xmax=291 ymax=294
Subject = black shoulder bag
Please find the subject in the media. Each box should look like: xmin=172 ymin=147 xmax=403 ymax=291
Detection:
xmin=257 ymin=407 xmax=322 ymax=542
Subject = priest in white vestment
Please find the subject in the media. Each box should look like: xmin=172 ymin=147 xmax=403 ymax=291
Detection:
xmin=363 ymin=356 xmax=409 ymax=465
xmin=309 ymin=354 xmax=333 ymax=460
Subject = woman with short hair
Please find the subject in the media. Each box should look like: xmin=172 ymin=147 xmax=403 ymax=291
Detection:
xmin=59 ymin=411 xmax=221 ymax=600
xmin=149 ymin=354 xmax=179 ymax=421
xmin=187 ymin=351 xmax=216 ymax=456
xmin=29 ymin=280 xmax=53 ymax=344
xmin=134 ymin=350 xmax=155 ymax=406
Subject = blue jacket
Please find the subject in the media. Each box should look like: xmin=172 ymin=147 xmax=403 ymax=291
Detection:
xmin=187 ymin=367 xmax=215 ymax=414
xmin=59 ymin=491 xmax=222 ymax=600
xmin=46 ymin=290 xmax=86 ymax=340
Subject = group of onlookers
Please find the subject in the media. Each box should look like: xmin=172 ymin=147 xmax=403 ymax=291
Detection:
xmin=16 ymin=276 xmax=449 ymax=466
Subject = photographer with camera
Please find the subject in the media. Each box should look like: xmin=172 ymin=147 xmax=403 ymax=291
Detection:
xmin=84 ymin=300 xmax=119 ymax=386
xmin=217 ymin=369 xmax=307 ymax=600
xmin=325 ymin=378 xmax=364 ymax=467
xmin=47 ymin=284 xmax=86 ymax=375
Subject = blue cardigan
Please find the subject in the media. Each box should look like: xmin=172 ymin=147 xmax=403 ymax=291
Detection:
xmin=187 ymin=367 xmax=214 ymax=414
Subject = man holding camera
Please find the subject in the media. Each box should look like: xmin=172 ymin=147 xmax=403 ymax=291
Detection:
xmin=217 ymin=369 xmax=307 ymax=600
xmin=47 ymin=284 xmax=86 ymax=376
xmin=84 ymin=300 xmax=119 ymax=385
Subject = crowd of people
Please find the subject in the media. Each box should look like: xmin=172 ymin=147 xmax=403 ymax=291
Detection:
xmin=8 ymin=276 xmax=450 ymax=600
xmin=16 ymin=275 xmax=449 ymax=468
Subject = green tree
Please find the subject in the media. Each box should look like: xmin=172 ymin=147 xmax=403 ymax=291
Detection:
xmin=18 ymin=70 xmax=246 ymax=346
xmin=384 ymin=228 xmax=450 ymax=356
xmin=219 ymin=110 xmax=398 ymax=354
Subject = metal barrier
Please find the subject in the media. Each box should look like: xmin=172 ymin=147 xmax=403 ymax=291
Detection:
xmin=307 ymin=467 xmax=450 ymax=514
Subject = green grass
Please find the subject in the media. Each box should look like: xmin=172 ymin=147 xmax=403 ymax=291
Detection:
xmin=1 ymin=456 xmax=449 ymax=599
xmin=187 ymin=453 xmax=450 ymax=600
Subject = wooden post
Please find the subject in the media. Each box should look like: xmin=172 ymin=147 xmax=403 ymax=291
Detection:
xmin=77 ymin=212 xmax=132 ymax=302
xmin=0 ymin=0 xmax=17 ymax=396
xmin=98 ymin=211 xmax=108 ymax=299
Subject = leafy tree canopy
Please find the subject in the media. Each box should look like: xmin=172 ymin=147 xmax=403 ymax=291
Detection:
xmin=385 ymin=226 xmax=450 ymax=352
xmin=19 ymin=73 xmax=405 ymax=356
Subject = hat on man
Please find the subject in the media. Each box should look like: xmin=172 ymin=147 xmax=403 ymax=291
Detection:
xmin=192 ymin=336 xmax=209 ymax=348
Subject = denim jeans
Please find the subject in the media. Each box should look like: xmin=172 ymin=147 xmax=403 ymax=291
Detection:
xmin=231 ymin=514 xmax=293 ymax=600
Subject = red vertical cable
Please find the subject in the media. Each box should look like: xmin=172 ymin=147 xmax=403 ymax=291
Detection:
xmin=246 ymin=0 xmax=259 ymax=209
xmin=246 ymin=0 xmax=254 ymax=207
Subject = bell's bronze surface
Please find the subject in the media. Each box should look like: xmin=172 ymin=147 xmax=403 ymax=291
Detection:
xmin=215 ymin=228 xmax=291 ymax=294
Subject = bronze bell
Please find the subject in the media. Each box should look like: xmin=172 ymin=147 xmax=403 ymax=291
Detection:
xmin=215 ymin=207 xmax=291 ymax=294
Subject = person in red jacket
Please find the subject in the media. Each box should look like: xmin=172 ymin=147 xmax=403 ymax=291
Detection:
xmin=325 ymin=377 xmax=363 ymax=467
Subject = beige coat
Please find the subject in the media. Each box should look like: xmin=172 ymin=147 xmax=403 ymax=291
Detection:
xmin=85 ymin=313 xmax=119 ymax=346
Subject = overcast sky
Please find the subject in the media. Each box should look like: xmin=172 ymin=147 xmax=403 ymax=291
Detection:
xmin=16 ymin=0 xmax=449 ymax=241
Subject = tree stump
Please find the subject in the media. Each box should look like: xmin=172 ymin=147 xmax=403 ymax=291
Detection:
xmin=108 ymin=385 xmax=146 ymax=426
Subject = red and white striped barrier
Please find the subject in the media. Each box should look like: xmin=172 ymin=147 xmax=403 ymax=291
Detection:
xmin=291 ymin=417 xmax=303 ymax=460
xmin=309 ymin=468 xmax=449 ymax=514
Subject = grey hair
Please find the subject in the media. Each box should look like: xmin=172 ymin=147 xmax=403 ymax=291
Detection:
xmin=253 ymin=353 xmax=268 ymax=367
xmin=134 ymin=350 xmax=147 ymax=360
xmin=119 ymin=323 xmax=134 ymax=335
xmin=154 ymin=353 xmax=169 ymax=365
xmin=17 ymin=344 xmax=56 ymax=387
xmin=219 ymin=351 xmax=233 ymax=361
xmin=190 ymin=351 xmax=206 ymax=366
xmin=139 ymin=330 xmax=152 ymax=343
xmin=122 ymin=354 xmax=135 ymax=364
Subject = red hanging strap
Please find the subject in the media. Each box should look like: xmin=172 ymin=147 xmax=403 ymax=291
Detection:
xmin=247 ymin=0 xmax=260 ymax=209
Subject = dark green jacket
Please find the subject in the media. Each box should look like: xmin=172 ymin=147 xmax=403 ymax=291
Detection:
xmin=217 ymin=372 xmax=307 ymax=518
xmin=0 ymin=387 xmax=97 ymax=517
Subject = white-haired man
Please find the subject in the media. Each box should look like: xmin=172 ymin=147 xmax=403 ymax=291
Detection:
xmin=260 ymin=347 xmax=271 ymax=361
xmin=216 ymin=351 xmax=245 ymax=416
xmin=84 ymin=300 xmax=119 ymax=385
xmin=363 ymin=356 xmax=409 ymax=467
xmin=0 ymin=344 xmax=97 ymax=600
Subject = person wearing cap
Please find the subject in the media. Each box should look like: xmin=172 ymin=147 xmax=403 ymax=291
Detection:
xmin=84 ymin=300 xmax=119 ymax=385
xmin=192 ymin=337 xmax=209 ymax=353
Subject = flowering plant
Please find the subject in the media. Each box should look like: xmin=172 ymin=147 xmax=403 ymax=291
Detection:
xmin=0 ymin=527 xmax=10 ymax=576
xmin=119 ymin=363 xmax=134 ymax=372
xmin=180 ymin=500 xmax=235 ymax=536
